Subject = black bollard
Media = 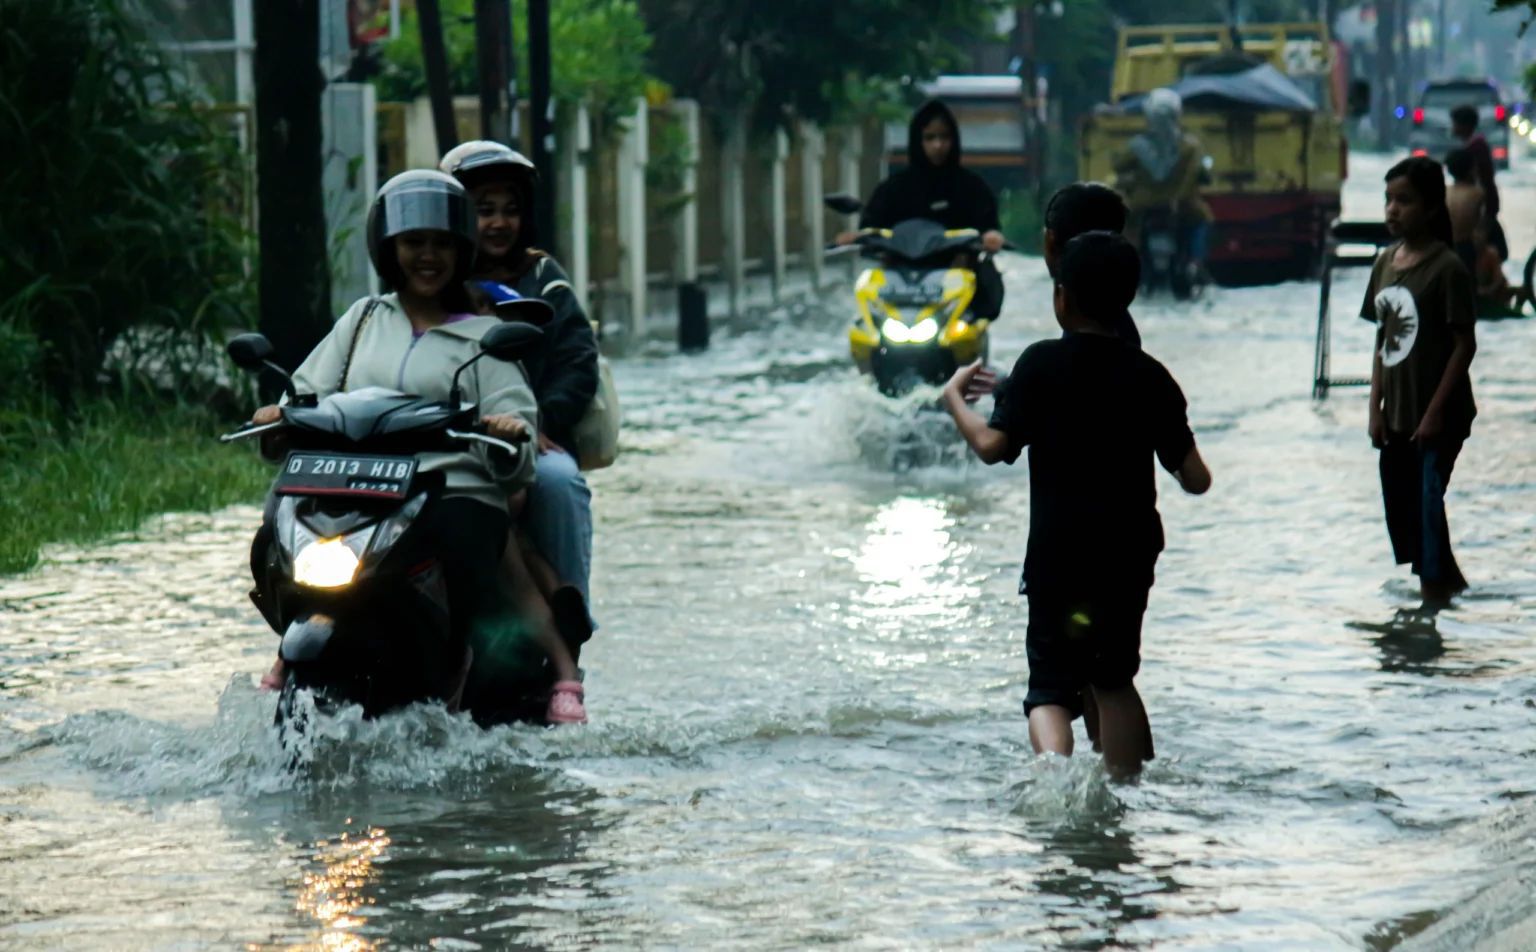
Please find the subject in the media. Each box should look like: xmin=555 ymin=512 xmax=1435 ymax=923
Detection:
xmin=678 ymin=281 xmax=709 ymax=352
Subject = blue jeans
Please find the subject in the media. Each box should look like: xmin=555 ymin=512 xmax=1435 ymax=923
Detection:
xmin=526 ymin=448 xmax=595 ymax=627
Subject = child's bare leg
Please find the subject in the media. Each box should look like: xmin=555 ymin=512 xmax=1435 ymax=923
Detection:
xmin=499 ymin=537 xmax=578 ymax=681
xmin=1028 ymin=704 xmax=1074 ymax=756
xmin=1090 ymin=683 xmax=1153 ymax=780
xmin=521 ymin=539 xmax=563 ymax=600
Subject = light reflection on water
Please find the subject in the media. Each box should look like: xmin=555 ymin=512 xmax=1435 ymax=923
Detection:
xmin=1 ymin=154 xmax=1536 ymax=948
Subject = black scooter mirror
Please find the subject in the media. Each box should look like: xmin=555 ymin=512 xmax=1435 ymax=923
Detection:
xmin=824 ymin=193 xmax=863 ymax=216
xmin=227 ymin=332 xmax=298 ymax=399
xmin=228 ymin=333 xmax=275 ymax=372
xmin=479 ymin=321 xmax=544 ymax=363
xmin=448 ymin=322 xmax=545 ymax=406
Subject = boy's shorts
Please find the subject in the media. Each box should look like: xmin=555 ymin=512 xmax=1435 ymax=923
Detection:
xmin=1023 ymin=585 xmax=1150 ymax=718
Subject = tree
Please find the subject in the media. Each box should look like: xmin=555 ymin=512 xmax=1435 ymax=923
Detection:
xmin=637 ymin=0 xmax=1007 ymax=134
xmin=1493 ymin=0 xmax=1535 ymax=33
xmin=254 ymin=0 xmax=333 ymax=385
xmin=375 ymin=0 xmax=651 ymax=128
xmin=0 ymin=0 xmax=254 ymax=408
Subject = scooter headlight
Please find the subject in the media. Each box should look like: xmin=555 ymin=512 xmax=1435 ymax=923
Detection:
xmin=906 ymin=317 xmax=940 ymax=343
xmin=881 ymin=317 xmax=912 ymax=343
xmin=292 ymin=538 xmax=360 ymax=588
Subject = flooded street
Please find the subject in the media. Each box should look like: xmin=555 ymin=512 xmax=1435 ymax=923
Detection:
xmin=4 ymin=152 xmax=1536 ymax=949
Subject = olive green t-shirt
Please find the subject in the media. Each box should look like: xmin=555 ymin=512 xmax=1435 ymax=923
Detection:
xmin=1359 ymin=242 xmax=1476 ymax=438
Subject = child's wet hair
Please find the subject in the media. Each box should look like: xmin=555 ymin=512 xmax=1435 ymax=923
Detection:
xmin=1057 ymin=231 xmax=1140 ymax=322
xmin=1385 ymin=155 xmax=1454 ymax=247
xmin=1450 ymin=104 xmax=1478 ymax=131
xmin=1045 ymin=183 xmax=1128 ymax=244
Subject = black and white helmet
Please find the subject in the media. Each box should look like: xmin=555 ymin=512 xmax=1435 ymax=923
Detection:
xmin=439 ymin=140 xmax=538 ymax=192
xmin=366 ymin=169 xmax=477 ymax=288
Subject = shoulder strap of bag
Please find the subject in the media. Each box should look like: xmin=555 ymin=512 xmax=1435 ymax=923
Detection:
xmin=338 ymin=297 xmax=381 ymax=392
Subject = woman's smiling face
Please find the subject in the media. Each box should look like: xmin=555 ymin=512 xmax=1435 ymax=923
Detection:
xmin=393 ymin=230 xmax=458 ymax=299
xmin=473 ymin=185 xmax=521 ymax=259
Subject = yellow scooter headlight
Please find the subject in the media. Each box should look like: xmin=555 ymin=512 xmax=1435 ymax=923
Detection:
xmin=906 ymin=317 xmax=939 ymax=343
xmin=881 ymin=316 xmax=939 ymax=344
xmin=881 ymin=317 xmax=912 ymax=343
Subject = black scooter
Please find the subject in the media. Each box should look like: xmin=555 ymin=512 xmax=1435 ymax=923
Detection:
xmin=221 ymin=324 xmax=559 ymax=731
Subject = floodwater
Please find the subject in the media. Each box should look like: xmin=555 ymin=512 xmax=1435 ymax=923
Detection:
xmin=3 ymin=153 xmax=1535 ymax=950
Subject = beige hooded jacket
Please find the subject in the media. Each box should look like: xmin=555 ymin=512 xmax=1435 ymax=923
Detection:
xmin=289 ymin=294 xmax=539 ymax=510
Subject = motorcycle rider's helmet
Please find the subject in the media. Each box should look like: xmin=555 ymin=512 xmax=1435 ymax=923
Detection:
xmin=439 ymin=140 xmax=538 ymax=194
xmin=367 ymin=169 xmax=478 ymax=290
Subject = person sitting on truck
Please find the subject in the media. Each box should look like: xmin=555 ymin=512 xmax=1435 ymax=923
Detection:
xmin=1451 ymin=104 xmax=1505 ymax=262
xmin=839 ymin=100 xmax=1007 ymax=319
xmin=1113 ymin=89 xmax=1213 ymax=271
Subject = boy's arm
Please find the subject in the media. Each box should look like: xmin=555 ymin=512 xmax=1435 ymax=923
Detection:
xmin=1173 ymin=445 xmax=1212 ymax=495
xmin=941 ymin=361 xmax=1010 ymax=464
xmin=1368 ymin=336 xmax=1387 ymax=448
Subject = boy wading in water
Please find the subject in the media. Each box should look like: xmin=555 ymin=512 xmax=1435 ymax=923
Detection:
xmin=941 ymin=232 xmax=1211 ymax=778
xmin=1363 ymin=156 xmax=1477 ymax=604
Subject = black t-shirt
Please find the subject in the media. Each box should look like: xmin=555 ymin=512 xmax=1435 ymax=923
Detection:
xmin=988 ymin=333 xmax=1195 ymax=594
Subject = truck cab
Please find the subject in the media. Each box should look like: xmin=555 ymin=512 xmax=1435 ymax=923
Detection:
xmin=1080 ymin=22 xmax=1348 ymax=285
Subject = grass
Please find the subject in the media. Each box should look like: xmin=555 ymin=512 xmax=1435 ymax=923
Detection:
xmin=0 ymin=401 xmax=271 ymax=574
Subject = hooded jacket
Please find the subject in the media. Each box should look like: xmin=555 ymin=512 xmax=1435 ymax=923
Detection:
xmin=289 ymin=294 xmax=540 ymax=510
xmin=859 ymin=100 xmax=1000 ymax=233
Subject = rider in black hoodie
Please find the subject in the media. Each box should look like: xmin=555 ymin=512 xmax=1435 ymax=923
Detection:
xmin=847 ymin=100 xmax=1007 ymax=318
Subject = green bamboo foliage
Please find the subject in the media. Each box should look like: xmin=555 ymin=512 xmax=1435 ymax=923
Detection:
xmin=0 ymin=0 xmax=255 ymax=409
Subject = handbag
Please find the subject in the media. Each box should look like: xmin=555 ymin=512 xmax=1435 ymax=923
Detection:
xmin=572 ymin=324 xmax=620 ymax=471
xmin=338 ymin=297 xmax=381 ymax=392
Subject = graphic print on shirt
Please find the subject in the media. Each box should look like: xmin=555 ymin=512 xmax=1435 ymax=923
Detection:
xmin=1374 ymin=285 xmax=1419 ymax=368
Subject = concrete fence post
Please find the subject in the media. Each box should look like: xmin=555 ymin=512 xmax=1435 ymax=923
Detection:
xmin=617 ymin=97 xmax=649 ymax=339
xmin=770 ymin=128 xmax=789 ymax=301
xmin=837 ymin=128 xmax=862 ymax=280
xmin=800 ymin=123 xmax=826 ymax=290
xmin=720 ymin=109 xmax=747 ymax=319
xmin=321 ymin=82 xmax=378 ymax=312
xmin=556 ymin=102 xmax=592 ymax=314
xmin=674 ymin=99 xmax=700 ymax=285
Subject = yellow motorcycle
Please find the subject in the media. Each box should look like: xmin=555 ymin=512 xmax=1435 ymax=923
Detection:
xmin=825 ymin=195 xmax=991 ymax=396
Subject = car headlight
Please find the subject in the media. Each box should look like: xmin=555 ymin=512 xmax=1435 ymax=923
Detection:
xmin=293 ymin=537 xmax=360 ymax=588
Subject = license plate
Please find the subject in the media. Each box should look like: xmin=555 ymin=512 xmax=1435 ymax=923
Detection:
xmin=275 ymin=452 xmax=417 ymax=499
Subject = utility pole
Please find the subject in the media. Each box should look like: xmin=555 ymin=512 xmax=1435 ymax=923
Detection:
xmin=1014 ymin=2 xmax=1045 ymax=203
xmin=417 ymin=0 xmax=458 ymax=156
xmin=253 ymin=0 xmax=331 ymax=388
xmin=1374 ymin=0 xmax=1398 ymax=150
xmin=474 ymin=0 xmax=513 ymax=142
xmin=528 ymin=0 xmax=556 ymax=256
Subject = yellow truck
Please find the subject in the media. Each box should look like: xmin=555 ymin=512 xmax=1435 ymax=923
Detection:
xmin=1079 ymin=22 xmax=1348 ymax=284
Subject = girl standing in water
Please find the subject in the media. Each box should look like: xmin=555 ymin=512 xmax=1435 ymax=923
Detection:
xmin=1362 ymin=156 xmax=1478 ymax=603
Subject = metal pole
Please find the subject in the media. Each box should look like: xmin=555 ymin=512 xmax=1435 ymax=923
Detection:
xmin=416 ymin=0 xmax=458 ymax=156
xmin=528 ymin=0 xmax=556 ymax=256
xmin=474 ymin=0 xmax=511 ymax=142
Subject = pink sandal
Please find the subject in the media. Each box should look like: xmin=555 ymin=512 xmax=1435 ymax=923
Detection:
xmin=546 ymin=680 xmax=588 ymax=725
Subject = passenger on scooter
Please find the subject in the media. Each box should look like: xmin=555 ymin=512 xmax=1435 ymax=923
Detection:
xmin=1113 ymin=89 xmax=1213 ymax=280
xmin=252 ymin=170 xmax=587 ymax=723
xmin=838 ymin=100 xmax=1007 ymax=319
xmin=440 ymin=141 xmax=599 ymax=656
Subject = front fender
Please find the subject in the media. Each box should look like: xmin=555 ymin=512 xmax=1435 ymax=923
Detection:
xmin=280 ymin=613 xmax=337 ymax=663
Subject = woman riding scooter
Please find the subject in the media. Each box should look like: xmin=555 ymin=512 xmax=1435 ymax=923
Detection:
xmin=253 ymin=169 xmax=587 ymax=724
xmin=440 ymin=141 xmax=600 ymax=655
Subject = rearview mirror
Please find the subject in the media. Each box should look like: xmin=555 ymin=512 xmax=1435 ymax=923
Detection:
xmin=479 ymin=321 xmax=544 ymax=363
xmin=824 ymin=193 xmax=863 ymax=216
xmin=227 ymin=333 xmax=275 ymax=372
